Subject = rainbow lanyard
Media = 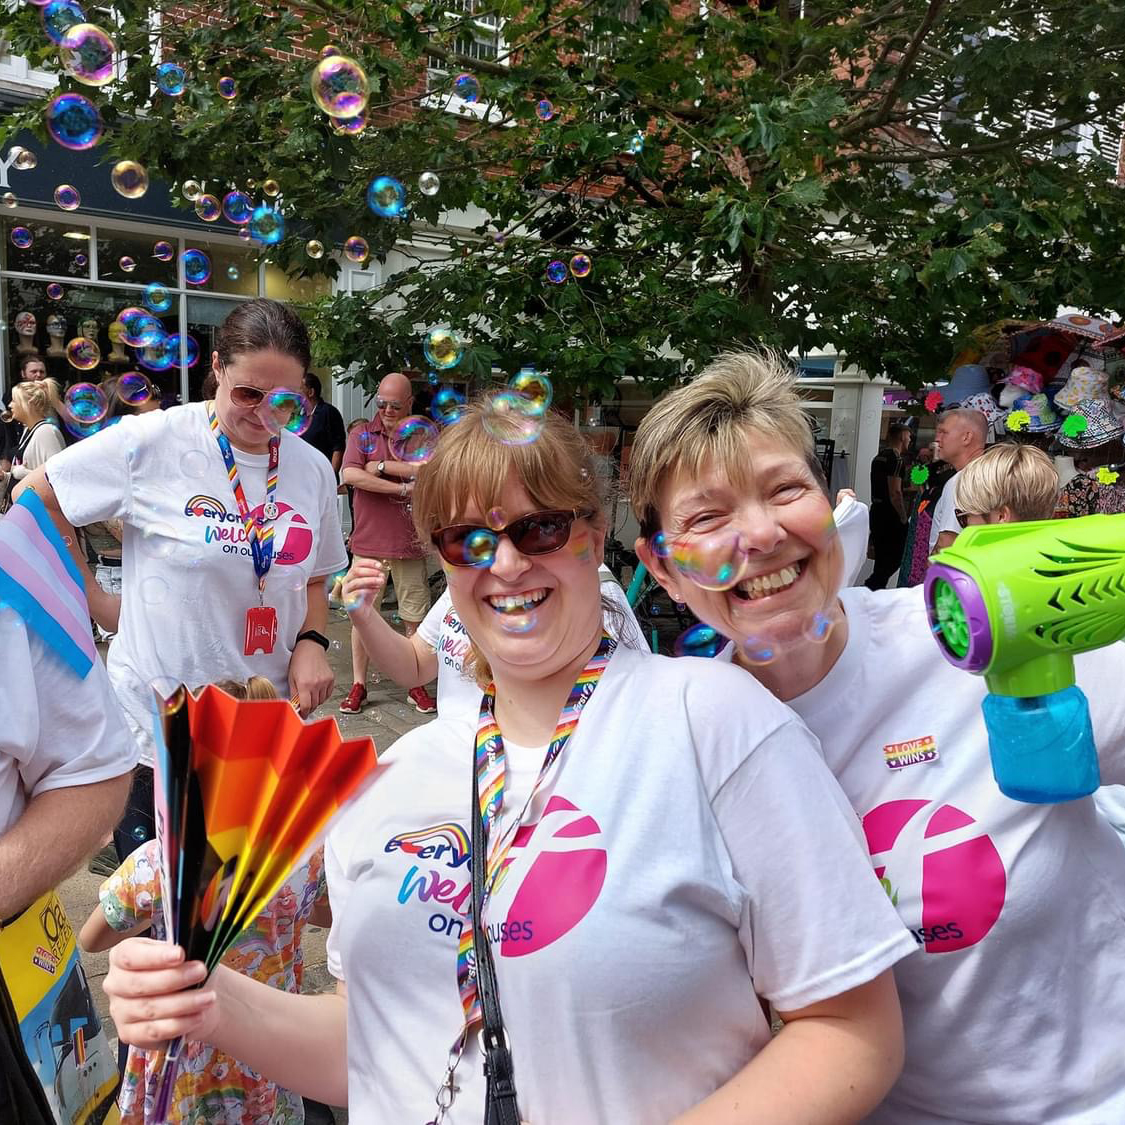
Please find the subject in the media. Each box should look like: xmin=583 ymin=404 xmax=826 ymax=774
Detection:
xmin=207 ymin=402 xmax=279 ymax=598
xmin=455 ymin=632 xmax=616 ymax=1035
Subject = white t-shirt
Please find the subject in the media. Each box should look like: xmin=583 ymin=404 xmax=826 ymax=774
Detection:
xmin=48 ymin=404 xmax=348 ymax=765
xmin=834 ymin=494 xmax=870 ymax=586
xmin=10 ymin=419 xmax=66 ymax=480
xmin=0 ymin=608 xmax=137 ymax=839
xmin=927 ymin=470 xmax=962 ymax=550
xmin=721 ymin=585 xmax=1125 ymax=1124
xmin=325 ymin=645 xmax=916 ymax=1123
xmin=415 ymin=567 xmax=648 ymax=722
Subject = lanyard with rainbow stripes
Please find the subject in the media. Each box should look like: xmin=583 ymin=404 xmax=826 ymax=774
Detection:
xmin=207 ymin=401 xmax=279 ymax=596
xmin=454 ymin=632 xmax=616 ymax=1039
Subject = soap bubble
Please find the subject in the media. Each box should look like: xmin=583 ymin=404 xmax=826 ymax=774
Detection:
xmin=182 ymin=248 xmax=211 ymax=285
xmin=130 ymin=823 xmax=148 ymax=841
xmin=509 ymin=368 xmax=552 ymax=416
xmin=46 ymin=282 xmax=64 ymax=300
xmin=389 ymin=416 xmax=439 ymax=463
xmin=256 ymin=390 xmax=311 ymax=435
xmin=453 ymin=72 xmax=480 ymax=103
xmin=66 ymin=337 xmax=100 ymax=370
xmin=483 ymin=390 xmax=543 ymax=445
xmin=46 ymin=91 xmax=103 ymax=149
xmin=117 ymin=307 xmax=163 ymax=347
xmin=430 ymin=386 xmax=466 ymax=426
xmin=738 ymin=636 xmax=778 ymax=666
xmin=217 ymin=76 xmax=236 ymax=99
xmin=262 ymin=178 xmax=280 ymax=197
xmin=222 ymin=190 xmax=252 ymax=224
xmin=498 ymin=606 xmax=539 ymax=635
xmin=119 ymin=255 xmax=136 ymax=272
xmin=138 ymin=334 xmax=176 ymax=372
xmin=237 ymin=228 xmax=251 ymax=243
xmin=155 ymin=61 xmax=186 ymax=96
xmin=139 ymin=575 xmax=168 ymax=605
xmin=463 ymin=528 xmax=498 ymax=568
xmin=41 ymin=0 xmax=85 ymax=45
xmin=674 ymin=623 xmax=726 ymax=658
xmin=165 ymin=333 xmax=198 ymax=366
xmin=569 ymin=253 xmax=592 ymax=278
xmin=486 ymin=507 xmax=506 ymax=530
xmin=319 ymin=45 xmax=340 ymax=59
xmin=357 ymin=430 xmax=378 ymax=456
xmin=535 ymin=98 xmax=555 ymax=121
xmin=343 ymin=235 xmax=368 ymax=262
xmin=1 ymin=192 xmax=15 ymax=208
xmin=227 ymin=264 xmax=240 ymax=280
xmin=54 ymin=183 xmax=81 ymax=210
xmin=331 ymin=111 xmax=367 ymax=135
xmin=195 ymin=193 xmax=221 ymax=221
xmin=118 ymin=371 xmax=152 ymax=405
xmin=249 ymin=204 xmax=285 ymax=244
xmin=423 ymin=326 xmax=463 ymax=369
xmin=181 ymin=448 xmax=210 ymax=477
xmin=802 ymin=604 xmax=844 ymax=645
xmin=545 ymin=260 xmax=567 ymax=284
xmin=64 ymin=384 xmax=107 ymax=424
xmin=60 ymin=23 xmax=115 ymax=86
xmin=61 ymin=413 xmax=104 ymax=440
xmin=111 ymin=160 xmax=148 ymax=198
xmin=667 ymin=532 xmax=749 ymax=591
xmin=143 ymin=282 xmax=172 ymax=313
xmin=418 ymin=171 xmax=441 ymax=196
xmin=367 ymin=176 xmax=407 ymax=218
xmin=12 ymin=147 xmax=37 ymax=170
xmin=427 ymin=370 xmax=439 ymax=386
xmin=140 ymin=523 xmax=176 ymax=559
xmin=181 ymin=179 xmax=202 ymax=201
xmin=627 ymin=132 xmax=644 ymax=154
xmin=310 ymin=54 xmax=368 ymax=118
xmin=74 ymin=252 xmax=87 ymax=266
xmin=306 ymin=239 xmax=324 ymax=259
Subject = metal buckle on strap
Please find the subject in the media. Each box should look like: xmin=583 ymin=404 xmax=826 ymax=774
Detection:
xmin=478 ymin=1025 xmax=511 ymax=1056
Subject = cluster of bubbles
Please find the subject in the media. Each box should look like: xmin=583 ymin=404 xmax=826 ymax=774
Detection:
xmin=60 ymin=22 xmax=115 ymax=86
xmin=111 ymin=159 xmax=148 ymax=198
xmin=46 ymin=91 xmax=103 ymax=149
xmin=546 ymin=253 xmax=593 ymax=285
xmin=309 ymin=54 xmax=368 ymax=119
xmin=389 ymin=416 xmax=440 ymax=463
xmin=368 ymin=176 xmax=407 ymax=219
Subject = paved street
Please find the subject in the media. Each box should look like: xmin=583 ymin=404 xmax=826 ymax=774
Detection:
xmin=59 ymin=598 xmax=434 ymax=1123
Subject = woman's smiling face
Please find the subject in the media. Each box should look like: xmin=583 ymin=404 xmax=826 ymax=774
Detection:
xmin=639 ymin=429 xmax=844 ymax=654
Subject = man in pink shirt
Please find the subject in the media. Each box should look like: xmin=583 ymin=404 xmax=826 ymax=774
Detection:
xmin=338 ymin=372 xmax=436 ymax=714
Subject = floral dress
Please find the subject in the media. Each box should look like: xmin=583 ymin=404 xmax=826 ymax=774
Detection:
xmin=1054 ymin=470 xmax=1125 ymax=518
xmin=99 ymin=841 xmax=328 ymax=1124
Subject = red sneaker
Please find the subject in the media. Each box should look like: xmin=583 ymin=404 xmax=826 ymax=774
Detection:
xmin=407 ymin=685 xmax=437 ymax=714
xmin=339 ymin=683 xmax=367 ymax=714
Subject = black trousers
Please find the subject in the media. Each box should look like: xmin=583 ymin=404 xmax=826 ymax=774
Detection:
xmin=865 ymin=502 xmax=907 ymax=590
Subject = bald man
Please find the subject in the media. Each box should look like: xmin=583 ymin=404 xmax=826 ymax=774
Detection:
xmin=339 ymin=373 xmax=436 ymax=715
xmin=929 ymin=407 xmax=991 ymax=552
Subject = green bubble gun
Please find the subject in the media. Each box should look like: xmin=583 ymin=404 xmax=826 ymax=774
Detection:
xmin=924 ymin=514 xmax=1125 ymax=803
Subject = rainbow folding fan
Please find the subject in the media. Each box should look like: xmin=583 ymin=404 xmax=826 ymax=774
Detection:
xmin=149 ymin=684 xmax=379 ymax=1119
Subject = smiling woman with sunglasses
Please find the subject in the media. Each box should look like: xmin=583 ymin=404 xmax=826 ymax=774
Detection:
xmin=100 ymin=397 xmax=912 ymax=1124
xmin=14 ymin=299 xmax=348 ymax=840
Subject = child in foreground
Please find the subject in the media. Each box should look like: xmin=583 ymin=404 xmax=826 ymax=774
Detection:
xmin=79 ymin=677 xmax=331 ymax=1125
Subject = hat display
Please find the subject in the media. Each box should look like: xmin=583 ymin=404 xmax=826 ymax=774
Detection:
xmin=1054 ymin=366 xmax=1111 ymax=413
xmin=1010 ymin=393 xmax=1060 ymax=433
xmin=941 ymin=364 xmax=990 ymax=404
xmin=959 ymin=392 xmax=1008 ymax=436
xmin=1006 ymin=365 xmax=1045 ymax=395
xmin=1057 ymin=399 xmax=1124 ymax=450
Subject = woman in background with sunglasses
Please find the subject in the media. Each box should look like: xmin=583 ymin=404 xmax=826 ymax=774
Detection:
xmin=101 ymin=398 xmax=913 ymax=1123
xmin=14 ymin=298 xmax=348 ymax=849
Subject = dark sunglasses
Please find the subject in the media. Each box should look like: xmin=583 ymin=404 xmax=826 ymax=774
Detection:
xmin=376 ymin=397 xmax=405 ymax=411
xmin=954 ymin=508 xmax=985 ymax=529
xmin=431 ymin=508 xmax=594 ymax=568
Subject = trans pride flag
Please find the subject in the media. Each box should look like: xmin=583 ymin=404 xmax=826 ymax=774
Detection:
xmin=0 ymin=489 xmax=96 ymax=678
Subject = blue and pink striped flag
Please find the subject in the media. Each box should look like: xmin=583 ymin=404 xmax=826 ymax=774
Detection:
xmin=0 ymin=489 xmax=96 ymax=677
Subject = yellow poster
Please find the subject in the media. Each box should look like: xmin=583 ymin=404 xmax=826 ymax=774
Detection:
xmin=0 ymin=890 xmax=120 ymax=1124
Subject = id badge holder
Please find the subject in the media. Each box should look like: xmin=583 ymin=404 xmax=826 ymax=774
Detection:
xmin=245 ymin=604 xmax=278 ymax=655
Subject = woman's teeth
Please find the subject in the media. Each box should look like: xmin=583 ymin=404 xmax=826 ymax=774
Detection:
xmin=734 ymin=563 xmax=801 ymax=601
xmin=487 ymin=589 xmax=549 ymax=614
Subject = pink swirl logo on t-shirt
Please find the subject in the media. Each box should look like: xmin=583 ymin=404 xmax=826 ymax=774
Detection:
xmin=863 ymin=799 xmax=1006 ymax=953
xmin=250 ymin=501 xmax=312 ymax=566
xmin=498 ymin=795 xmax=607 ymax=957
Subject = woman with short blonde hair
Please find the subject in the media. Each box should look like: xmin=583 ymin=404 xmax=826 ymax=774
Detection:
xmin=630 ymin=351 xmax=1125 ymax=1125
xmin=1 ymin=378 xmax=66 ymax=509
xmin=954 ymin=443 xmax=1058 ymax=526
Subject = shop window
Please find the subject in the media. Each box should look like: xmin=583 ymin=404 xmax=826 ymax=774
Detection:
xmin=96 ymin=226 xmax=177 ymax=287
xmin=2 ymin=216 xmax=93 ymax=279
xmin=180 ymin=237 xmax=259 ymax=297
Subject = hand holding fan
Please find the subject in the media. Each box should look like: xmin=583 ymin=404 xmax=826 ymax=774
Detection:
xmin=150 ymin=684 xmax=378 ymax=1121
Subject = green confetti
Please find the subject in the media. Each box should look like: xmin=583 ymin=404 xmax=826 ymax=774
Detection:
xmin=1007 ymin=410 xmax=1031 ymax=432
xmin=1097 ymin=467 xmax=1120 ymax=485
xmin=1062 ymin=414 xmax=1089 ymax=438
xmin=910 ymin=465 xmax=930 ymax=485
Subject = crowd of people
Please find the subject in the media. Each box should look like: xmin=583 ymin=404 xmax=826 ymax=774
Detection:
xmin=3 ymin=300 xmax=1125 ymax=1125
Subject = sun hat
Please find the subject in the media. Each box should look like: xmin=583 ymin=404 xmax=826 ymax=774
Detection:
xmin=1054 ymin=366 xmax=1112 ymax=413
xmin=1008 ymin=393 xmax=1059 ymax=433
xmin=1056 ymin=399 xmax=1124 ymax=450
xmin=940 ymin=364 xmax=990 ymax=404
xmin=959 ymin=392 xmax=1008 ymax=437
xmin=1005 ymin=365 xmax=1045 ymax=395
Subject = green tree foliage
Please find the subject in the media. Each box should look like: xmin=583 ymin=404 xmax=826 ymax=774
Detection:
xmin=3 ymin=0 xmax=1124 ymax=394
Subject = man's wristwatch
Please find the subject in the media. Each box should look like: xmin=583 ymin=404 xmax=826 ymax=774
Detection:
xmin=295 ymin=629 xmax=330 ymax=651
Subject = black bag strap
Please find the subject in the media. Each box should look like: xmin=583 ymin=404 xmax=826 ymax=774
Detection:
xmin=471 ymin=761 xmax=522 ymax=1125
